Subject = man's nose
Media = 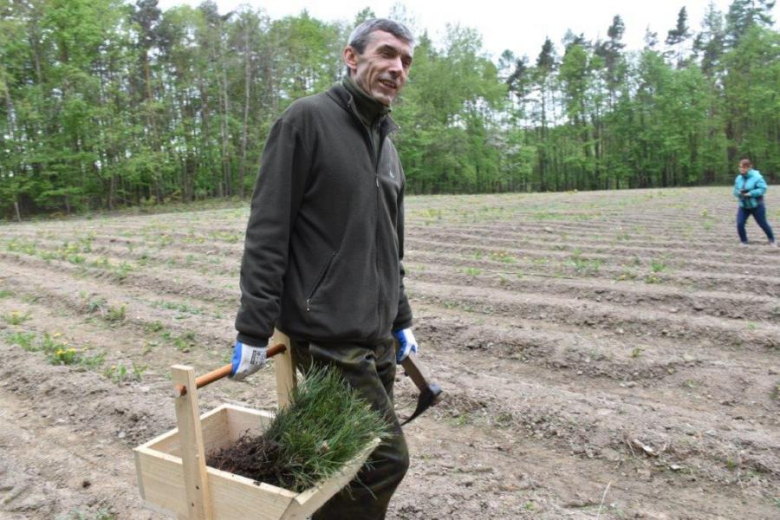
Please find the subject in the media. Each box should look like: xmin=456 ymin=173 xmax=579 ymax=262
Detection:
xmin=388 ymin=56 xmax=405 ymax=77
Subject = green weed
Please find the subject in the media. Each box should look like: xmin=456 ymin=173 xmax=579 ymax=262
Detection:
xmin=153 ymin=301 xmax=202 ymax=315
xmin=569 ymin=251 xmax=601 ymax=274
xmin=9 ymin=330 xmax=105 ymax=369
xmin=132 ymin=362 xmax=147 ymax=380
xmin=650 ymin=259 xmax=667 ymax=273
xmin=113 ymin=262 xmax=133 ymax=280
xmin=163 ymin=330 xmax=196 ymax=352
xmin=80 ymin=352 xmax=106 ymax=369
xmin=106 ymin=305 xmax=126 ymax=322
xmin=85 ymin=297 xmax=107 ymax=314
xmin=145 ymin=320 xmax=164 ymax=333
xmin=90 ymin=257 xmax=111 ymax=269
xmin=489 ymin=251 xmax=516 ymax=263
xmin=3 ymin=310 xmax=32 ymax=325
xmin=56 ymin=508 xmax=115 ymax=520
xmin=48 ymin=346 xmax=81 ymax=365
xmin=7 ymin=331 xmax=36 ymax=350
xmin=104 ymin=362 xmax=143 ymax=384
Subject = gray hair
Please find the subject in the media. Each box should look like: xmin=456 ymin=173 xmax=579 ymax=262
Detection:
xmin=347 ymin=18 xmax=415 ymax=55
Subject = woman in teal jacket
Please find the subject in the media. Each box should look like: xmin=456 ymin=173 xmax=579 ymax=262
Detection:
xmin=733 ymin=158 xmax=776 ymax=246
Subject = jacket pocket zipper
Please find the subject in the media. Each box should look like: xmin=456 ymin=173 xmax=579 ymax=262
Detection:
xmin=306 ymin=251 xmax=337 ymax=311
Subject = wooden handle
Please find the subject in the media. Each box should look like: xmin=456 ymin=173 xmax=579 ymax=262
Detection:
xmin=401 ymin=351 xmax=431 ymax=392
xmin=174 ymin=343 xmax=287 ymax=397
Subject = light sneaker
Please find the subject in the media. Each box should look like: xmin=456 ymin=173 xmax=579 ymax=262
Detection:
xmin=739 ymin=242 xmax=749 ymax=247
xmin=770 ymin=241 xmax=778 ymax=248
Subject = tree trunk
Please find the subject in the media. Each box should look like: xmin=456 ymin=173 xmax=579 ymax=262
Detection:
xmin=238 ymin=23 xmax=252 ymax=198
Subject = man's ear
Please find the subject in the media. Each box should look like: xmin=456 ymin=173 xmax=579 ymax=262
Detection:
xmin=343 ymin=46 xmax=359 ymax=75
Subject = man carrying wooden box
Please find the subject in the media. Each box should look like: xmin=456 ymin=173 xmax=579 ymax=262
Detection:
xmin=230 ymin=18 xmax=419 ymax=520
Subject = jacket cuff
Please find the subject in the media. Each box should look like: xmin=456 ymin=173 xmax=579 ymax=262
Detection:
xmin=236 ymin=332 xmax=267 ymax=348
xmin=392 ymin=316 xmax=413 ymax=333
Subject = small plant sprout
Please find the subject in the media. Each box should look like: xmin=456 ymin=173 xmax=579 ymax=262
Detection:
xmin=3 ymin=310 xmax=32 ymax=326
xmin=650 ymin=259 xmax=667 ymax=272
xmin=106 ymin=305 xmax=126 ymax=322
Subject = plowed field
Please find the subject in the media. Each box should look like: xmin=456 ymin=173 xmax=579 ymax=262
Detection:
xmin=1 ymin=187 xmax=778 ymax=519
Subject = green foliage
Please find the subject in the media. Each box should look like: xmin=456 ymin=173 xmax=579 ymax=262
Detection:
xmin=3 ymin=310 xmax=32 ymax=325
xmin=104 ymin=361 xmax=144 ymax=384
xmin=56 ymin=508 xmax=115 ymax=520
xmin=106 ymin=305 xmax=126 ymax=322
xmin=650 ymin=259 xmax=668 ymax=273
xmin=0 ymin=4 xmax=778 ymax=217
xmin=162 ymin=330 xmax=196 ymax=352
xmin=7 ymin=331 xmax=36 ymax=350
xmin=6 ymin=330 xmax=104 ymax=368
xmin=256 ymin=365 xmax=391 ymax=492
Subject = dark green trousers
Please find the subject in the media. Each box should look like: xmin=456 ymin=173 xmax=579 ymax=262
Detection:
xmin=290 ymin=337 xmax=410 ymax=520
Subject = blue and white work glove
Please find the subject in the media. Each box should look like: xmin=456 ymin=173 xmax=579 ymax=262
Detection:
xmin=230 ymin=341 xmax=267 ymax=381
xmin=392 ymin=328 xmax=418 ymax=365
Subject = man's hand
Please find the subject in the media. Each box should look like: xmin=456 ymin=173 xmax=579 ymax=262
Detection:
xmin=393 ymin=328 xmax=418 ymax=364
xmin=230 ymin=341 xmax=267 ymax=381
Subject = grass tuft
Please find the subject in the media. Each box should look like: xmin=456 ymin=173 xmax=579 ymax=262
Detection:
xmin=3 ymin=310 xmax=32 ymax=325
xmin=209 ymin=365 xmax=391 ymax=492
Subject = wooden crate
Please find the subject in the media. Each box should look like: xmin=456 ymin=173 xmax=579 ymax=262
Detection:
xmin=134 ymin=331 xmax=378 ymax=519
xmin=135 ymin=403 xmax=378 ymax=520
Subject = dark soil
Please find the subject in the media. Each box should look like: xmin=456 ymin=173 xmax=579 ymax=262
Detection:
xmin=207 ymin=433 xmax=293 ymax=489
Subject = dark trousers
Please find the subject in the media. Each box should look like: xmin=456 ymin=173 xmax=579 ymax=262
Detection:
xmin=737 ymin=204 xmax=775 ymax=243
xmin=290 ymin=337 xmax=409 ymax=520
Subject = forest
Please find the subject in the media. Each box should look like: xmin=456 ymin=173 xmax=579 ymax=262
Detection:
xmin=0 ymin=0 xmax=778 ymax=217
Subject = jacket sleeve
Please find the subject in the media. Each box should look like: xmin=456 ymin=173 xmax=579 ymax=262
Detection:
xmin=733 ymin=176 xmax=742 ymax=200
xmin=235 ymin=117 xmax=311 ymax=345
xmin=392 ymin=177 xmax=413 ymax=332
xmin=748 ymin=175 xmax=767 ymax=197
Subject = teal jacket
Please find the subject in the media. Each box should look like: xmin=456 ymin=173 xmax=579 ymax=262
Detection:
xmin=734 ymin=169 xmax=767 ymax=209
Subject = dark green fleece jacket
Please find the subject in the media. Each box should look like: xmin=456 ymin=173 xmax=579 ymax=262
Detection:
xmin=235 ymin=83 xmax=413 ymax=346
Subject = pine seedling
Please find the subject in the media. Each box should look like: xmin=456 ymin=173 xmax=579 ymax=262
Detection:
xmin=209 ymin=365 xmax=391 ymax=492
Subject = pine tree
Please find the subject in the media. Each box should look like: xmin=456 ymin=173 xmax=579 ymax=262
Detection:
xmin=725 ymin=0 xmax=775 ymax=48
xmin=665 ymin=7 xmax=691 ymax=67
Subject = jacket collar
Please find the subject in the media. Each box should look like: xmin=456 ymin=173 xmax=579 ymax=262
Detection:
xmin=342 ymin=76 xmax=390 ymax=127
xmin=326 ymin=83 xmax=399 ymax=137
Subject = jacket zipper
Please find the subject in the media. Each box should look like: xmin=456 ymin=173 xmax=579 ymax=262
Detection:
xmin=346 ymin=96 xmax=398 ymax=337
xmin=347 ymin=99 xmax=383 ymax=334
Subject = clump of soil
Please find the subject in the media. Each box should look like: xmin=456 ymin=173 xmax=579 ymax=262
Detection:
xmin=208 ymin=433 xmax=293 ymax=489
xmin=207 ymin=365 xmax=390 ymax=492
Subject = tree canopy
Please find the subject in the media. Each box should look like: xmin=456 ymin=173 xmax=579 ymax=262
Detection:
xmin=0 ymin=0 xmax=778 ymax=217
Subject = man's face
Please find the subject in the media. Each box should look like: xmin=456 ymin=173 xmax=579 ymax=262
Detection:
xmin=740 ymin=164 xmax=749 ymax=175
xmin=344 ymin=30 xmax=413 ymax=106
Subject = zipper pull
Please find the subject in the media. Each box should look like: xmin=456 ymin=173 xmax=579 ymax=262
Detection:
xmin=376 ymin=177 xmax=379 ymax=188
xmin=306 ymin=298 xmax=311 ymax=311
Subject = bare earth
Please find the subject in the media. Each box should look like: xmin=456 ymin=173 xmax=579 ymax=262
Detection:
xmin=1 ymin=187 xmax=778 ymax=519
